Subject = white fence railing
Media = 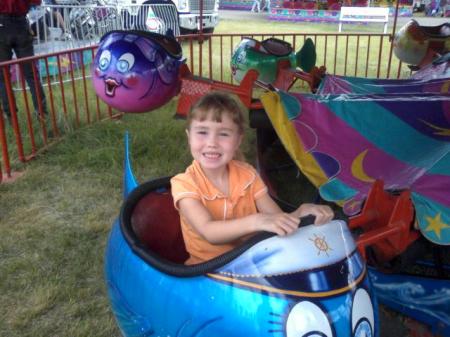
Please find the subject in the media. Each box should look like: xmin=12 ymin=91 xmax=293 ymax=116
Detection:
xmin=29 ymin=4 xmax=180 ymax=55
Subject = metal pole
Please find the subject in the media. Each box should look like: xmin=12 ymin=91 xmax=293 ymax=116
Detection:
xmin=200 ymin=0 xmax=204 ymax=35
xmin=386 ymin=0 xmax=401 ymax=78
xmin=391 ymin=0 xmax=401 ymax=39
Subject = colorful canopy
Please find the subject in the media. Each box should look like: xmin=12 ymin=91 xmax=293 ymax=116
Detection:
xmin=261 ymin=90 xmax=450 ymax=245
xmin=318 ymin=75 xmax=449 ymax=95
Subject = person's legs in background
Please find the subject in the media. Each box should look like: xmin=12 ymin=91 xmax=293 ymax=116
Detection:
xmin=251 ymin=0 xmax=261 ymax=12
xmin=0 ymin=18 xmax=48 ymax=121
xmin=14 ymin=27 xmax=48 ymax=119
xmin=0 ymin=21 xmax=16 ymax=121
xmin=48 ymin=9 xmax=71 ymax=40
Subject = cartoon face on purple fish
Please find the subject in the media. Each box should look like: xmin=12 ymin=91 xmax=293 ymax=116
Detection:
xmin=92 ymin=31 xmax=183 ymax=113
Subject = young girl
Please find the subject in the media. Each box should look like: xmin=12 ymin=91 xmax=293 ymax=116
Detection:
xmin=171 ymin=91 xmax=334 ymax=265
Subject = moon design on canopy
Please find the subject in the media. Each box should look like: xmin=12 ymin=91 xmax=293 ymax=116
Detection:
xmin=351 ymin=150 xmax=376 ymax=183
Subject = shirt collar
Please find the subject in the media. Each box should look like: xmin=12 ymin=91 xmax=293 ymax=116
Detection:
xmin=190 ymin=160 xmax=257 ymax=200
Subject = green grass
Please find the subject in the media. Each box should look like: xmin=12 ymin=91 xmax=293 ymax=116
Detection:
xmin=0 ymin=103 xmax=187 ymax=337
xmin=1 ymin=16 xmax=411 ymax=337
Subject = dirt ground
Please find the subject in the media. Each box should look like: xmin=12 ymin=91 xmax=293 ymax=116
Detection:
xmin=379 ymin=305 xmax=440 ymax=337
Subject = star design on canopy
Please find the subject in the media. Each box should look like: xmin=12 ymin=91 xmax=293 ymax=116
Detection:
xmin=424 ymin=213 xmax=450 ymax=239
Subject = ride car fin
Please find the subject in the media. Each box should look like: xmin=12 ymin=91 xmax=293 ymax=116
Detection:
xmin=123 ymin=132 xmax=139 ymax=198
xmin=296 ymin=38 xmax=317 ymax=73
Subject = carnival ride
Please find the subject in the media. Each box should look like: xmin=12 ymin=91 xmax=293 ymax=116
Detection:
xmin=92 ymin=30 xmax=183 ymax=113
xmin=98 ymin=21 xmax=450 ymax=337
xmin=105 ymin=136 xmax=379 ymax=337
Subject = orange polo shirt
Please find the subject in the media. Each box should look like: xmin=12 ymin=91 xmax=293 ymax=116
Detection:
xmin=171 ymin=160 xmax=268 ymax=264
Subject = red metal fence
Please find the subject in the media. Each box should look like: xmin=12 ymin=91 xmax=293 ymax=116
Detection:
xmin=0 ymin=32 xmax=409 ymax=183
xmin=178 ymin=32 xmax=411 ymax=81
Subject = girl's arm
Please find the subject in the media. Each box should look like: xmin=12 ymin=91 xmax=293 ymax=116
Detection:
xmin=178 ymin=196 xmax=299 ymax=245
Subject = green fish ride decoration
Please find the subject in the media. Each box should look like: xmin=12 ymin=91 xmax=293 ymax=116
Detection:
xmin=230 ymin=37 xmax=316 ymax=84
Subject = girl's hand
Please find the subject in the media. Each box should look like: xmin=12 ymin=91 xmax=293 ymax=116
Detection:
xmin=253 ymin=212 xmax=299 ymax=236
xmin=292 ymin=203 xmax=334 ymax=225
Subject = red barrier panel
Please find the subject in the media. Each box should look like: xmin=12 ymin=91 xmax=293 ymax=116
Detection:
xmin=0 ymin=45 xmax=120 ymax=183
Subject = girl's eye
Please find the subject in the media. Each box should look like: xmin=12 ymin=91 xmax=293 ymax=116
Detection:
xmin=196 ymin=131 xmax=207 ymax=135
xmin=98 ymin=50 xmax=111 ymax=71
xmin=219 ymin=133 xmax=230 ymax=137
xmin=117 ymin=53 xmax=135 ymax=73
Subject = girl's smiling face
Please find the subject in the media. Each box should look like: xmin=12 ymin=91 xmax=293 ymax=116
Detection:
xmin=187 ymin=112 xmax=243 ymax=172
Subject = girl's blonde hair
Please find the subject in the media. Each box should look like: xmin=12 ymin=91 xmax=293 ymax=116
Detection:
xmin=186 ymin=91 xmax=247 ymax=161
xmin=186 ymin=91 xmax=246 ymax=135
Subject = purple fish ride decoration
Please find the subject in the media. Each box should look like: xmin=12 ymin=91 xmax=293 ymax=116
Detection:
xmin=92 ymin=30 xmax=183 ymax=113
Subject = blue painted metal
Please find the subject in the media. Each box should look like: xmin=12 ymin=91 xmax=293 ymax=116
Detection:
xmin=369 ymin=267 xmax=450 ymax=336
xmin=105 ymin=215 xmax=379 ymax=337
